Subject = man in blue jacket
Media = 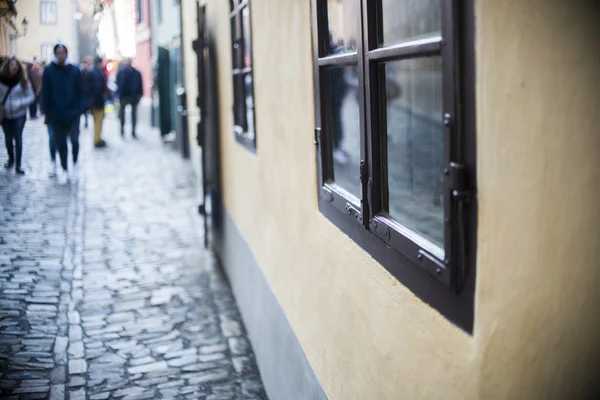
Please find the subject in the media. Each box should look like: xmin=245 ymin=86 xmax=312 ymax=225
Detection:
xmin=83 ymin=56 xmax=107 ymax=148
xmin=42 ymin=43 xmax=83 ymax=184
xmin=116 ymin=58 xmax=143 ymax=138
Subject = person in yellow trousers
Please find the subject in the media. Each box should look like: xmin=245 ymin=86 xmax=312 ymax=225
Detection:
xmin=83 ymin=56 xmax=107 ymax=148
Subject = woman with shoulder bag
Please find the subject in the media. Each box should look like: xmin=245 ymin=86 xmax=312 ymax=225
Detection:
xmin=0 ymin=57 xmax=35 ymax=175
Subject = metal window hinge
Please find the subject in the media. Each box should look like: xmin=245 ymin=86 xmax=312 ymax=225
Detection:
xmin=446 ymin=162 xmax=471 ymax=293
xmin=314 ymin=128 xmax=321 ymax=146
xmin=447 ymin=162 xmax=469 ymax=198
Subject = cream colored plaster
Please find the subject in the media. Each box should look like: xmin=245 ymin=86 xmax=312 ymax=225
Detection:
xmin=202 ymin=0 xmax=600 ymax=398
xmin=474 ymin=1 xmax=600 ymax=399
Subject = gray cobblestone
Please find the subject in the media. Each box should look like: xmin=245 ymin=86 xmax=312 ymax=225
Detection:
xmin=1 ymin=117 xmax=266 ymax=399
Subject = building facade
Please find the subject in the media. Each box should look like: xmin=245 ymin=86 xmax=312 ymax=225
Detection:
xmin=149 ymin=0 xmax=187 ymax=154
xmin=14 ymin=0 xmax=79 ymax=62
xmin=180 ymin=1 xmax=599 ymax=399
xmin=0 ymin=1 xmax=18 ymax=57
xmin=134 ymin=0 xmax=151 ymax=99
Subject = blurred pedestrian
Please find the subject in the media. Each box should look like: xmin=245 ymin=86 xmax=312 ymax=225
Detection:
xmin=30 ymin=62 xmax=43 ymax=117
xmin=42 ymin=43 xmax=83 ymax=185
xmin=0 ymin=57 xmax=35 ymax=175
xmin=80 ymin=58 xmax=91 ymax=129
xmin=116 ymin=58 xmax=143 ymax=138
xmin=83 ymin=56 xmax=107 ymax=148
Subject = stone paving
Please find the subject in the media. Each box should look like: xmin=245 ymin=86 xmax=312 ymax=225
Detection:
xmin=0 ymin=116 xmax=267 ymax=399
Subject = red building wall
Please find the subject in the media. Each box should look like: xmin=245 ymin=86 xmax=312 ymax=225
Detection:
xmin=134 ymin=0 xmax=152 ymax=98
xmin=135 ymin=41 xmax=152 ymax=98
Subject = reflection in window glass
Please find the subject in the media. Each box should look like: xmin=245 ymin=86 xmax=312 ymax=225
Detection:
xmin=244 ymin=73 xmax=255 ymax=140
xmin=242 ymin=7 xmax=252 ymax=68
xmin=384 ymin=57 xmax=444 ymax=246
xmin=327 ymin=0 xmax=359 ymax=55
xmin=233 ymin=73 xmax=247 ymax=133
xmin=329 ymin=65 xmax=361 ymax=200
xmin=380 ymin=0 xmax=440 ymax=46
xmin=40 ymin=1 xmax=57 ymax=25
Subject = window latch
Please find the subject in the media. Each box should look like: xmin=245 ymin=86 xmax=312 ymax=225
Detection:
xmin=448 ymin=162 xmax=469 ymax=198
xmin=447 ymin=162 xmax=471 ymax=292
xmin=314 ymin=128 xmax=321 ymax=146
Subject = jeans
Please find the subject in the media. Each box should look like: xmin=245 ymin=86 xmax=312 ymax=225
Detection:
xmin=47 ymin=125 xmax=56 ymax=162
xmin=29 ymin=97 xmax=38 ymax=119
xmin=119 ymin=96 xmax=138 ymax=134
xmin=2 ymin=116 xmax=27 ymax=168
xmin=51 ymin=122 xmax=80 ymax=171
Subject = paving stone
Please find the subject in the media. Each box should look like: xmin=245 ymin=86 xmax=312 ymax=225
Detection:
xmin=53 ymin=336 xmax=68 ymax=364
xmin=12 ymin=385 xmax=50 ymax=394
xmin=129 ymin=355 xmax=156 ymax=366
xmin=50 ymin=384 xmax=65 ymax=399
xmin=68 ymin=340 xmax=85 ymax=359
xmin=68 ymin=376 xmax=86 ymax=388
xmin=89 ymin=392 xmax=110 ymax=400
xmin=50 ymin=366 xmax=66 ymax=384
xmin=69 ymin=325 xmax=83 ymax=342
xmin=167 ymin=355 xmax=197 ymax=367
xmin=232 ymin=356 xmax=253 ymax=375
xmin=69 ymin=359 xmax=87 ymax=374
xmin=199 ymin=352 xmax=227 ymax=362
xmin=128 ymin=360 xmax=168 ymax=375
xmin=70 ymin=387 xmax=86 ymax=400
xmin=187 ymin=368 xmax=231 ymax=385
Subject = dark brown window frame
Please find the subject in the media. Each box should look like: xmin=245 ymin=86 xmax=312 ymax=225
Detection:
xmin=311 ymin=0 xmax=477 ymax=332
xmin=230 ymin=0 xmax=257 ymax=152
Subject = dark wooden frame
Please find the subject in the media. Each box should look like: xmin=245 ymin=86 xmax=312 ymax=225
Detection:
xmin=229 ymin=0 xmax=256 ymax=152
xmin=311 ymin=0 xmax=477 ymax=332
xmin=40 ymin=1 xmax=57 ymax=25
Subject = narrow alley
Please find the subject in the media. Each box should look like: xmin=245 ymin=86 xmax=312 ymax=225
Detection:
xmin=0 ymin=117 xmax=267 ymax=399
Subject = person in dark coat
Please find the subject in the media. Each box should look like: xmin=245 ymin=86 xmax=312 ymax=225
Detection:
xmin=83 ymin=56 xmax=107 ymax=148
xmin=80 ymin=58 xmax=91 ymax=129
xmin=41 ymin=43 xmax=83 ymax=185
xmin=116 ymin=58 xmax=143 ymax=138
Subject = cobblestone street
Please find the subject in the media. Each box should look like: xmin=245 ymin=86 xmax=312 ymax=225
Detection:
xmin=0 ymin=116 xmax=266 ymax=399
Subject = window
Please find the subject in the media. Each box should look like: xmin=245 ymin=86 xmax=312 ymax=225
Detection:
xmin=41 ymin=43 xmax=54 ymax=62
xmin=137 ymin=0 xmax=143 ymax=24
xmin=40 ymin=1 xmax=57 ymax=25
xmin=230 ymin=0 xmax=256 ymax=150
xmin=157 ymin=0 xmax=163 ymax=24
xmin=311 ymin=0 xmax=476 ymax=331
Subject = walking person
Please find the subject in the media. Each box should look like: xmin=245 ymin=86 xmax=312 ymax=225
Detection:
xmin=116 ymin=58 xmax=143 ymax=138
xmin=0 ymin=57 xmax=35 ymax=175
xmin=30 ymin=62 xmax=43 ymax=117
xmin=80 ymin=59 xmax=91 ymax=129
xmin=83 ymin=56 xmax=107 ymax=148
xmin=41 ymin=43 xmax=83 ymax=185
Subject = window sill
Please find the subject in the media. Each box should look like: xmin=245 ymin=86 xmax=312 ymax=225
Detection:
xmin=234 ymin=132 xmax=256 ymax=153
xmin=318 ymin=195 xmax=475 ymax=333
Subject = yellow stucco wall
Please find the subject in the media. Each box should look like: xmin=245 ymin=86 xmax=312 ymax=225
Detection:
xmin=195 ymin=0 xmax=600 ymax=398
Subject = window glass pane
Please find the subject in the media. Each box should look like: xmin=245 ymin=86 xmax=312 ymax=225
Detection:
xmin=242 ymin=7 xmax=251 ymax=68
xmin=384 ymin=57 xmax=443 ymax=246
xmin=244 ymin=73 xmax=255 ymax=140
xmin=327 ymin=0 xmax=359 ymax=55
xmin=380 ymin=0 xmax=440 ymax=47
xmin=233 ymin=73 xmax=247 ymax=133
xmin=329 ymin=65 xmax=361 ymax=199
